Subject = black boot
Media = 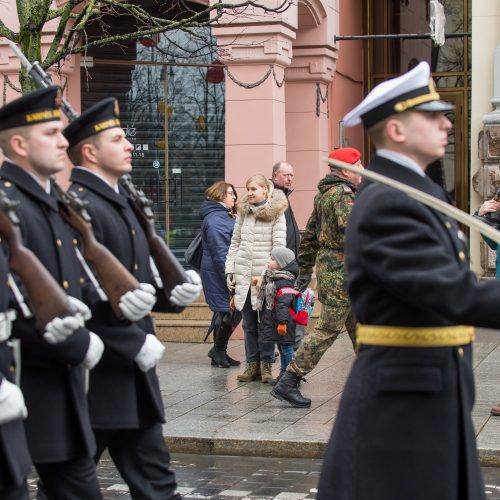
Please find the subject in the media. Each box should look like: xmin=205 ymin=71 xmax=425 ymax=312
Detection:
xmin=208 ymin=319 xmax=232 ymax=368
xmin=220 ymin=312 xmax=240 ymax=366
xmin=271 ymin=371 xmax=311 ymax=408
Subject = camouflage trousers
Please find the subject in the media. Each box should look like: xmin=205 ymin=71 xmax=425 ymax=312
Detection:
xmin=287 ymin=303 xmax=356 ymax=378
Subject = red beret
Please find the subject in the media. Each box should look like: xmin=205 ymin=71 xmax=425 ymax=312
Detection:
xmin=328 ymin=147 xmax=361 ymax=165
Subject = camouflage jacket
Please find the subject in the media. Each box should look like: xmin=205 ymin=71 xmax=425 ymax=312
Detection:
xmin=298 ymin=174 xmax=356 ymax=307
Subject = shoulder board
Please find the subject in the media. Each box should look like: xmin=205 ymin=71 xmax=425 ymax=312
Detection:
xmin=342 ymin=184 xmax=353 ymax=194
xmin=277 ymin=287 xmax=300 ymax=296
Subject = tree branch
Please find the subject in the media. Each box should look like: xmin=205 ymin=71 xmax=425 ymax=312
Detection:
xmin=0 ymin=20 xmax=17 ymax=41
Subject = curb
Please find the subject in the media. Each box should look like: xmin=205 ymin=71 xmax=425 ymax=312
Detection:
xmin=165 ymin=436 xmax=327 ymax=459
xmin=165 ymin=436 xmax=500 ymax=466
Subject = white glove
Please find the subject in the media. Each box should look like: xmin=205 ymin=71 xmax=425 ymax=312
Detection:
xmin=118 ymin=283 xmax=157 ymax=322
xmin=134 ymin=334 xmax=165 ymax=372
xmin=82 ymin=332 xmax=104 ymax=370
xmin=67 ymin=296 xmax=92 ymax=323
xmin=0 ymin=378 xmax=27 ymax=424
xmin=0 ymin=309 xmax=16 ymax=342
xmin=169 ymin=270 xmax=202 ymax=307
xmin=43 ymin=315 xmax=83 ymax=344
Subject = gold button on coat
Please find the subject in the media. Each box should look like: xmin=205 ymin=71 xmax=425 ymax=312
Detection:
xmin=62 ymin=280 xmax=69 ymax=289
xmin=457 ymin=347 xmax=464 ymax=357
xmin=56 ymin=239 xmax=62 ymax=247
xmin=458 ymin=251 xmax=466 ymax=261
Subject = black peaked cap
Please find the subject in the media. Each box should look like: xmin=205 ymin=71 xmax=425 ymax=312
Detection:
xmin=0 ymin=86 xmax=62 ymax=131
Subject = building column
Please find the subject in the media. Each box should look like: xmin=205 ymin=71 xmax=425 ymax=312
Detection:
xmin=284 ymin=48 xmax=336 ymax=227
xmin=212 ymin=14 xmax=297 ymax=188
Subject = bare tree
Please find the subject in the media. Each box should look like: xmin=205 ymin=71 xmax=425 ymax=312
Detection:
xmin=0 ymin=0 xmax=293 ymax=92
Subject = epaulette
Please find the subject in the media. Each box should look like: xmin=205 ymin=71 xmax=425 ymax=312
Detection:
xmin=342 ymin=184 xmax=353 ymax=193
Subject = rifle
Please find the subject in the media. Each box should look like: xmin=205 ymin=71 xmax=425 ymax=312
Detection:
xmin=51 ymin=182 xmax=140 ymax=318
xmin=119 ymin=175 xmax=187 ymax=302
xmin=8 ymin=42 xmax=78 ymax=121
xmin=0 ymin=189 xmax=76 ymax=331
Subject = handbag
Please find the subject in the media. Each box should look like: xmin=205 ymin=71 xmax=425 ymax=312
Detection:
xmin=184 ymin=231 xmax=203 ymax=270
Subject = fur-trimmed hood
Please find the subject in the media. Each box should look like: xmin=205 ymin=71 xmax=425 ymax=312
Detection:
xmin=236 ymin=188 xmax=288 ymax=222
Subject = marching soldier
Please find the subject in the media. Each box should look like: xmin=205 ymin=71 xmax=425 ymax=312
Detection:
xmin=271 ymin=148 xmax=363 ymax=408
xmin=317 ymin=62 xmax=500 ymax=500
xmin=64 ymin=97 xmax=202 ymax=500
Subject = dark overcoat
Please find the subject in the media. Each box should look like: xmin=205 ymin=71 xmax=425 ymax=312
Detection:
xmin=259 ymin=260 xmax=299 ymax=345
xmin=272 ymin=183 xmax=301 ymax=255
xmin=0 ymin=248 xmax=32 ymax=489
xmin=199 ymin=200 xmax=235 ymax=312
xmin=69 ymin=167 xmax=177 ymax=429
xmin=0 ymin=161 xmax=96 ymax=464
xmin=317 ymin=155 xmax=500 ymax=500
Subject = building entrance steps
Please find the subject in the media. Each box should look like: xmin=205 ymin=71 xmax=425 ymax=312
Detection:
xmin=157 ymin=328 xmax=500 ymax=464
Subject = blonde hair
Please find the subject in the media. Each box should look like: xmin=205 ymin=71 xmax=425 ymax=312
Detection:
xmin=245 ymin=174 xmax=273 ymax=199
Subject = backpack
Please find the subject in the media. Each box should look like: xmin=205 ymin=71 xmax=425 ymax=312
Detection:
xmin=277 ymin=287 xmax=315 ymax=326
xmin=184 ymin=231 xmax=203 ymax=271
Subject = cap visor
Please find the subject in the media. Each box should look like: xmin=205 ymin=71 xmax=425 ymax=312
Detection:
xmin=414 ymin=100 xmax=454 ymax=112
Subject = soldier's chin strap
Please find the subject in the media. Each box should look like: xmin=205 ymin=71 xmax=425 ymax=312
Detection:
xmin=325 ymin=158 xmax=500 ymax=246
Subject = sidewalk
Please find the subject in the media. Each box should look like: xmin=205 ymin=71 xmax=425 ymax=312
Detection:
xmin=157 ymin=328 xmax=500 ymax=465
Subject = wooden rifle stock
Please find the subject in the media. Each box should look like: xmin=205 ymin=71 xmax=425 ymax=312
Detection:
xmin=0 ymin=189 xmax=75 ymax=331
xmin=51 ymin=181 xmax=140 ymax=318
xmin=119 ymin=175 xmax=187 ymax=301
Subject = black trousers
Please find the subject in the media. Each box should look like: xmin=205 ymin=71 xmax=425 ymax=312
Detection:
xmin=1 ymin=481 xmax=29 ymax=500
xmin=36 ymin=455 xmax=101 ymax=500
xmin=94 ymin=423 xmax=178 ymax=500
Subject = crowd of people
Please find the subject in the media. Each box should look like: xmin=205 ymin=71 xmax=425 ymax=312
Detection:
xmin=2 ymin=59 xmax=500 ymax=500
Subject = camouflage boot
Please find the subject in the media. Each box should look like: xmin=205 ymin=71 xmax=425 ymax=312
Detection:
xmin=260 ymin=361 xmax=274 ymax=384
xmin=236 ymin=361 xmax=261 ymax=382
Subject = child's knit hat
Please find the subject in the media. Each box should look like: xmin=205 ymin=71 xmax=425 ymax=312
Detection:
xmin=271 ymin=247 xmax=295 ymax=269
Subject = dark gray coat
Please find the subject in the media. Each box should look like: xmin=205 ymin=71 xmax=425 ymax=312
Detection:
xmin=317 ymin=155 xmax=499 ymax=500
xmin=69 ymin=167 xmax=176 ymax=429
xmin=0 ymin=161 xmax=96 ymax=464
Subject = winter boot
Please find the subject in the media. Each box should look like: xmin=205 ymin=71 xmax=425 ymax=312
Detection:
xmin=237 ymin=361 xmax=261 ymax=382
xmin=260 ymin=361 xmax=274 ymax=384
xmin=271 ymin=371 xmax=311 ymax=408
xmin=207 ymin=320 xmax=233 ymax=368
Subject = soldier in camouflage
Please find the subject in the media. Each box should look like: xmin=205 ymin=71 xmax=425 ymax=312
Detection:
xmin=271 ymin=148 xmax=364 ymax=408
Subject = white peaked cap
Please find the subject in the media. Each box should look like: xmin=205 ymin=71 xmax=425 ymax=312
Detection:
xmin=342 ymin=61 xmax=454 ymax=128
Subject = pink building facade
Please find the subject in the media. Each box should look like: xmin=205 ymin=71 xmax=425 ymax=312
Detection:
xmin=0 ymin=0 xmax=364 ymax=231
xmin=0 ymin=1 xmax=482 ymax=271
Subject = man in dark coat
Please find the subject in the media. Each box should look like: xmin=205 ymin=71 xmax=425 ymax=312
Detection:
xmin=0 ymin=87 xmax=105 ymax=498
xmin=271 ymin=161 xmax=300 ymax=255
xmin=317 ymin=61 xmax=498 ymax=500
xmin=64 ymin=97 xmax=202 ymax=500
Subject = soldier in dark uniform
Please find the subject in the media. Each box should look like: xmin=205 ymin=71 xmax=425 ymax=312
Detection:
xmin=64 ymin=97 xmax=202 ymax=500
xmin=0 ymin=86 xmax=106 ymax=499
xmin=317 ymin=62 xmax=500 ymax=500
xmin=0 ymin=246 xmax=31 ymax=500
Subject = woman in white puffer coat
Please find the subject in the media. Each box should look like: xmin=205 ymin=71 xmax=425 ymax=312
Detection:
xmin=225 ymin=174 xmax=288 ymax=383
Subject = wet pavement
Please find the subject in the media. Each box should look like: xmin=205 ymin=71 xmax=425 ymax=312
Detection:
xmin=27 ymin=454 xmax=500 ymax=499
xmin=157 ymin=328 xmax=500 ymax=463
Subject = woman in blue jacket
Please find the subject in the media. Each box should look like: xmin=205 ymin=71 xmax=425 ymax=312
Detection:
xmin=200 ymin=181 xmax=239 ymax=367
